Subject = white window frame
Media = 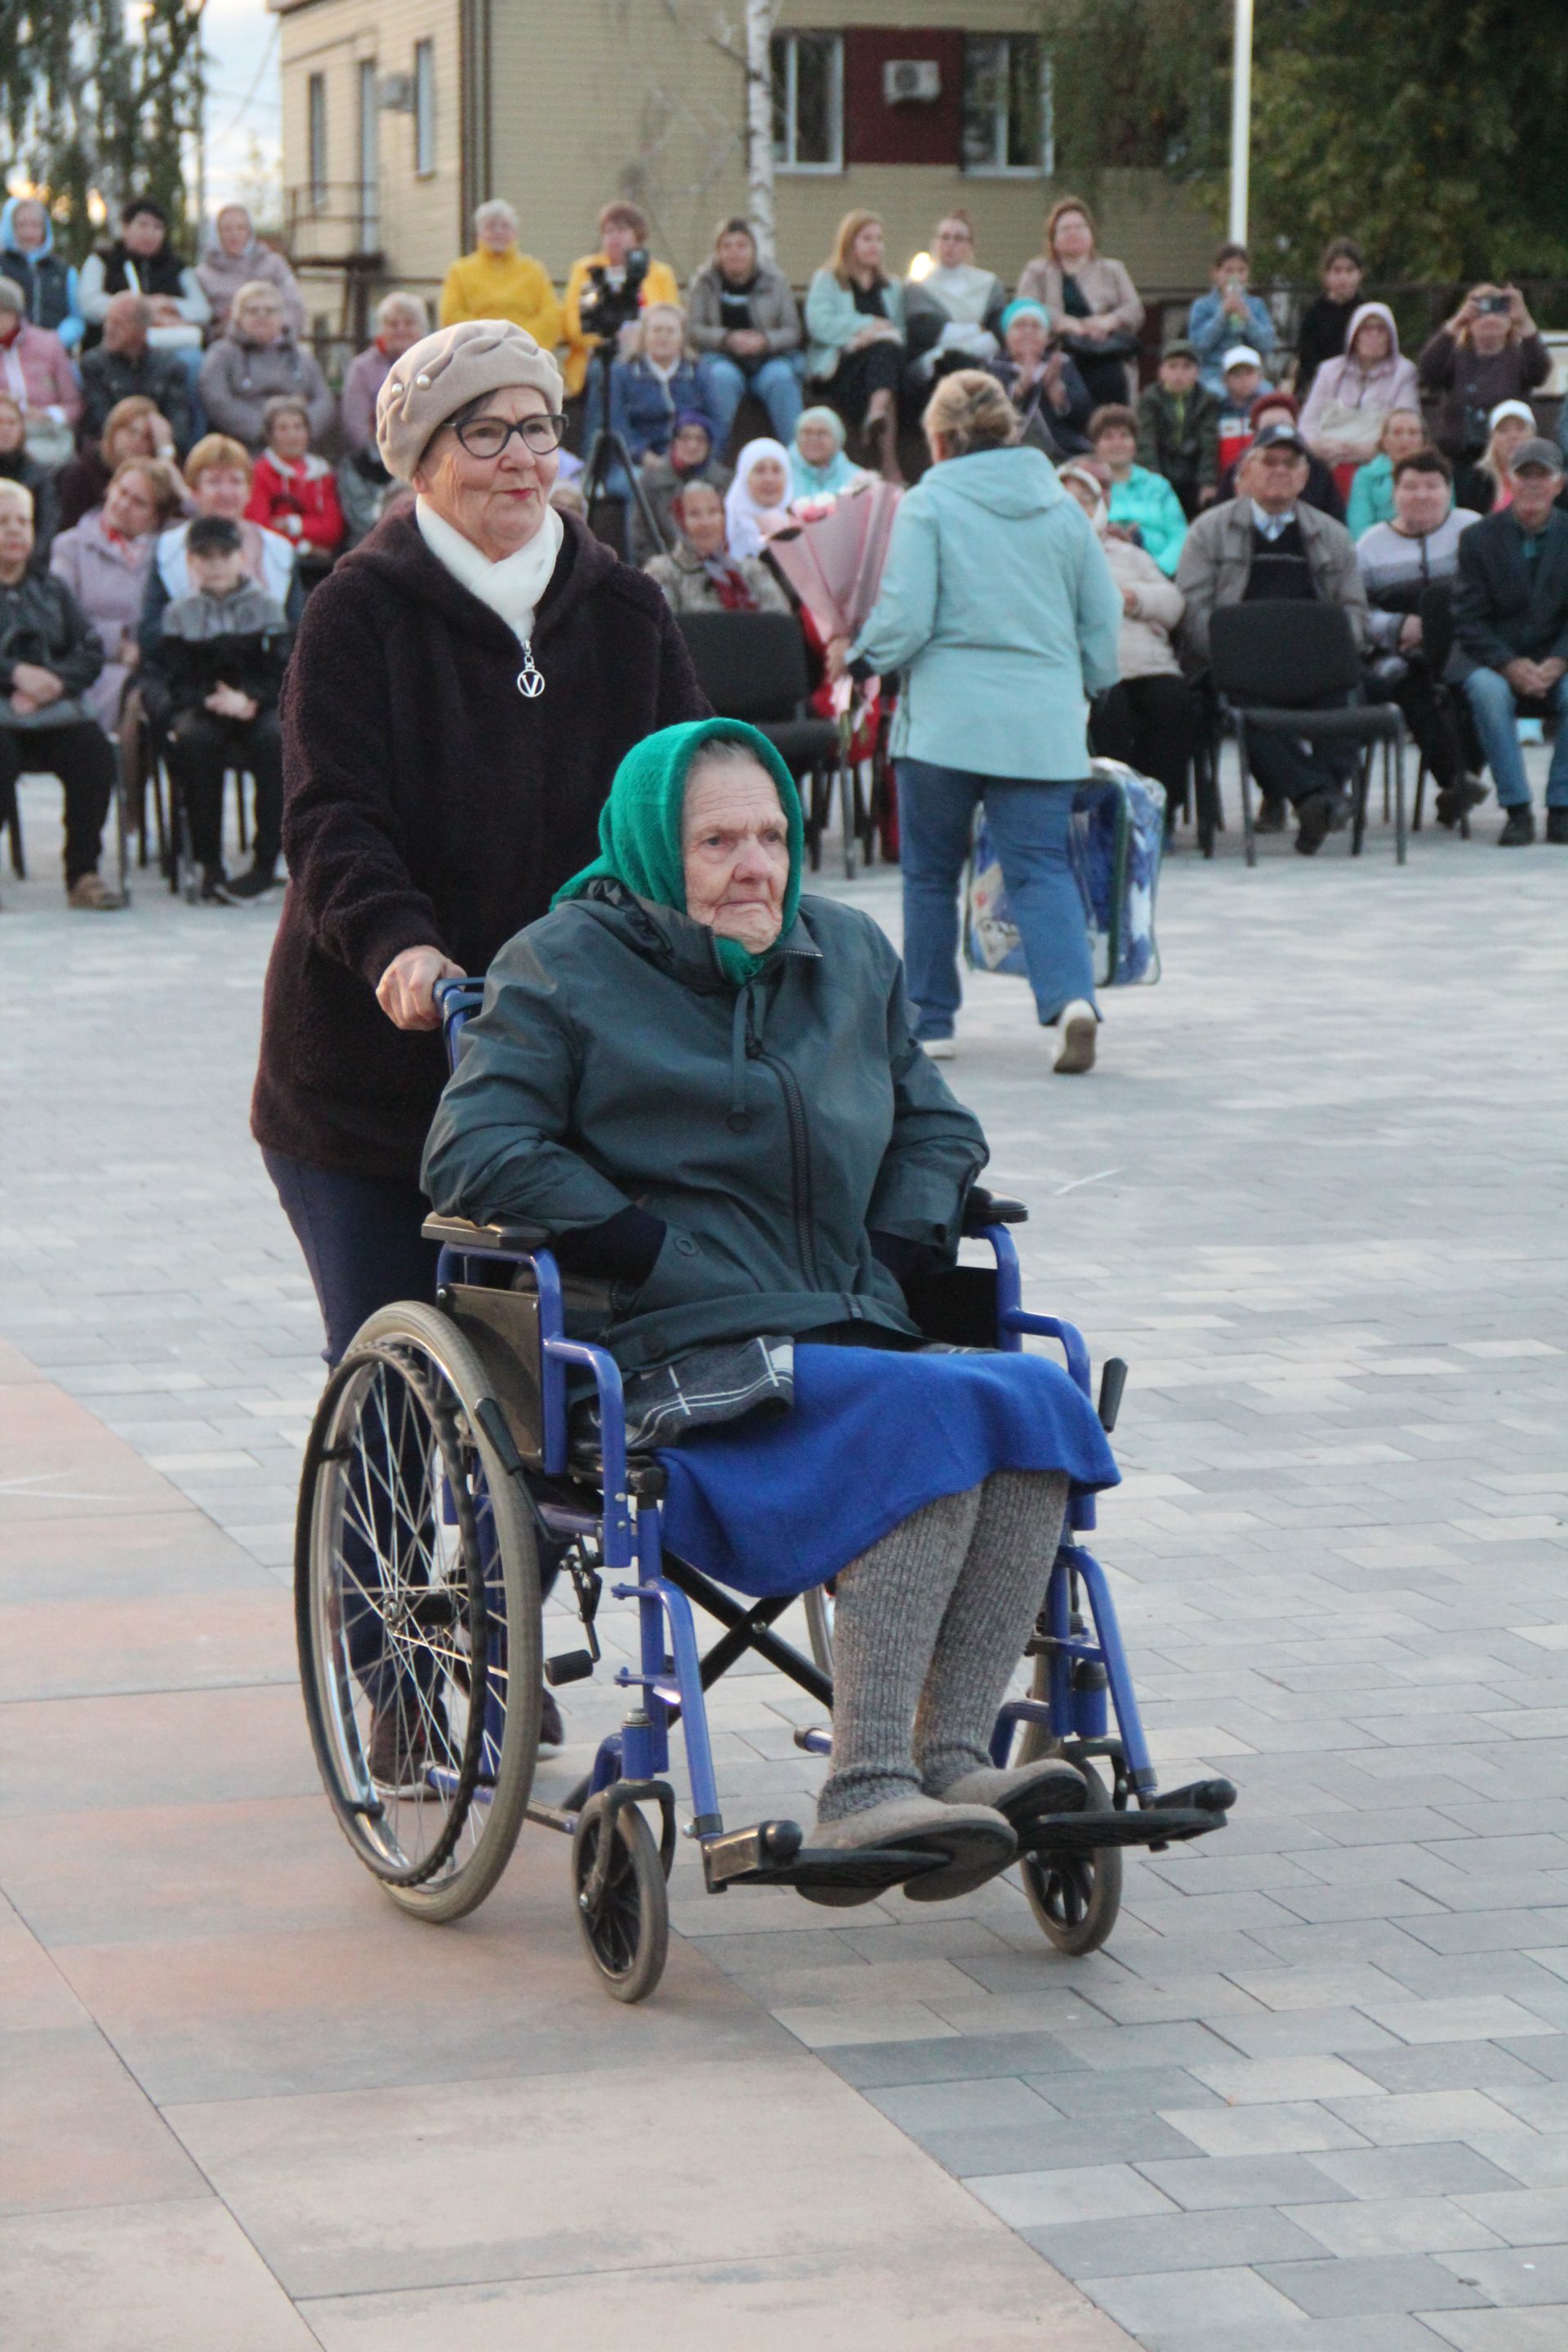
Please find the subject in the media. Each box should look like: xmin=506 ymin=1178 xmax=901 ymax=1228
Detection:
xmin=413 ymin=40 xmax=436 ymax=178
xmin=961 ymin=33 xmax=1052 ymax=179
xmin=307 ymin=73 xmax=327 ymax=213
xmin=357 ymin=58 xmax=379 ymax=246
xmin=771 ymin=30 xmax=844 ymax=176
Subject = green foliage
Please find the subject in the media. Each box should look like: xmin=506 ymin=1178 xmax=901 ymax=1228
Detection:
xmin=1043 ymin=0 xmax=1568 ymax=284
xmin=1248 ymin=2 xmax=1568 ymax=282
xmin=0 ymin=0 xmax=207 ymax=260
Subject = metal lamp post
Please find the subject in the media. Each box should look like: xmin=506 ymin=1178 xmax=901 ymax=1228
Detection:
xmin=1228 ymin=0 xmax=1254 ymax=243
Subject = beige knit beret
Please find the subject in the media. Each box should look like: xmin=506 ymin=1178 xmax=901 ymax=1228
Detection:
xmin=375 ymin=319 xmax=564 ymax=481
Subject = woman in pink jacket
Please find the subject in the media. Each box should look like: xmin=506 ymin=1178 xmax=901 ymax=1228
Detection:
xmin=0 ymin=274 xmax=81 ymax=470
xmin=1298 ymin=302 xmax=1420 ymax=486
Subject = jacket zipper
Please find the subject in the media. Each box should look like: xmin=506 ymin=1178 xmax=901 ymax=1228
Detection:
xmin=749 ymin=1037 xmax=825 ymax=1294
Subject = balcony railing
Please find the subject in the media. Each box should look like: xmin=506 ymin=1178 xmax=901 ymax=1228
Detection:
xmin=283 ymin=182 xmax=384 ymax=269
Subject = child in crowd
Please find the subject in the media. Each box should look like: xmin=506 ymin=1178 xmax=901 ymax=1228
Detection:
xmin=1216 ymin=346 xmax=1274 ymax=478
xmin=244 ymin=394 xmax=344 ymax=586
xmin=1134 ymin=339 xmax=1221 ymax=519
xmin=143 ymin=513 xmax=290 ymax=903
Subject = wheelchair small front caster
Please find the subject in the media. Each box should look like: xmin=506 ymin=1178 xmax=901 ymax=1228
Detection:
xmin=1019 ymin=1763 xmax=1122 ymax=1958
xmin=572 ymin=1789 xmax=669 ymax=2003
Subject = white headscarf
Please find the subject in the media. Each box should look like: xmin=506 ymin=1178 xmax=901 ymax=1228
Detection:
xmin=1058 ymin=461 xmax=1107 ymax=532
xmin=724 ymin=437 xmax=793 ymax=559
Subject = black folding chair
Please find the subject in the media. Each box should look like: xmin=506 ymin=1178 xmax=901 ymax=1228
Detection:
xmin=1209 ymin=602 xmax=1407 ymax=867
xmin=675 ymin=610 xmax=870 ymax=875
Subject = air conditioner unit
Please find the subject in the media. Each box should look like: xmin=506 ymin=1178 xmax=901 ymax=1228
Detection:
xmin=378 ymin=73 xmax=414 ymax=114
xmin=883 ymin=59 xmax=942 ymax=105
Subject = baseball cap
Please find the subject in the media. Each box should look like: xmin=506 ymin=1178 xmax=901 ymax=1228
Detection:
xmin=1161 ymin=336 xmax=1198 ymax=361
xmin=1251 ymin=421 xmax=1307 ymax=456
xmin=1508 ymin=436 xmax=1564 ymax=477
xmin=1223 ymin=344 xmax=1262 ymax=372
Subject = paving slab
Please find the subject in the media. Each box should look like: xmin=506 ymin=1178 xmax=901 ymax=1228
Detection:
xmin=6 ymin=760 xmax=1568 ymax=2342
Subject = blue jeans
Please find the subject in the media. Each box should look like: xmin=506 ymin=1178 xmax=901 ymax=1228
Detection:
xmin=698 ymin=353 xmax=804 ymax=452
xmin=897 ymin=760 xmax=1094 ymax=1033
xmin=264 ymin=1148 xmax=439 ymax=1366
xmin=1462 ymin=666 xmax=1568 ymax=808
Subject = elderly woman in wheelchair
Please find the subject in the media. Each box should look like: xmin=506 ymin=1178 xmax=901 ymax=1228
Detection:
xmin=295 ymin=715 xmax=1230 ymax=1998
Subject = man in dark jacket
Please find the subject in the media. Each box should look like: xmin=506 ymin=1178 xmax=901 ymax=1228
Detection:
xmin=1450 ymin=439 xmax=1568 ymax=845
xmin=1135 ymin=339 xmax=1221 ymax=518
xmin=0 ymin=479 xmax=120 ymax=908
xmin=78 ymin=294 xmax=194 ymax=452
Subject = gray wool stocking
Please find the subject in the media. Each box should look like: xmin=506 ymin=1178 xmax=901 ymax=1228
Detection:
xmin=915 ymin=1470 xmax=1071 ymax=1795
xmin=816 ymin=1484 xmax=984 ymax=1823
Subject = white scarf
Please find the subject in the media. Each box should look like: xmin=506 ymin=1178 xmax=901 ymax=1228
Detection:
xmin=416 ymin=497 xmax=564 ymax=651
xmin=0 ymin=330 xmax=25 ymax=408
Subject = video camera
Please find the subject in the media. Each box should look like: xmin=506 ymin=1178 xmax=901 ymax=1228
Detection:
xmin=578 ymin=247 xmax=650 ymax=341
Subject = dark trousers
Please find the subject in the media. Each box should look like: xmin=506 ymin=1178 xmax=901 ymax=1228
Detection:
xmin=1091 ymin=676 xmax=1194 ymax=815
xmin=167 ymin=706 xmax=283 ymax=871
xmin=1244 ymin=694 xmax=1360 ymax=807
xmin=828 ymin=339 xmax=902 ymax=430
xmin=1389 ymin=664 xmax=1468 ymax=794
xmin=0 ymin=719 xmax=114 ymax=885
xmin=264 ymin=1148 xmax=439 ymax=1367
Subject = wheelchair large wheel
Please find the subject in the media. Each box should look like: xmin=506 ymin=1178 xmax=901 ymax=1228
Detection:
xmin=296 ymin=1302 xmax=542 ymax=1923
xmin=572 ymin=1789 xmax=669 ymax=2003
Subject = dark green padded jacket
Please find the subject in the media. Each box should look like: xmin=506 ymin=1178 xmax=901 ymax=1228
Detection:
xmin=421 ymin=880 xmax=988 ymax=1373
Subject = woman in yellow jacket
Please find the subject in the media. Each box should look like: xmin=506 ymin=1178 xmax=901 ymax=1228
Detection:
xmin=439 ymin=200 xmax=563 ymax=350
xmin=562 ymin=199 xmax=680 ymax=399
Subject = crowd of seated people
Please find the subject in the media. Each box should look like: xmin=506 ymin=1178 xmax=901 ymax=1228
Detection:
xmin=3 ymin=179 xmax=1564 ymax=921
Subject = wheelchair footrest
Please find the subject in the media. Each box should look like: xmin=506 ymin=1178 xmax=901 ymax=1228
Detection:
xmin=702 ymin=1817 xmax=945 ymax=1895
xmin=1018 ymin=1802 xmax=1230 ymax=1854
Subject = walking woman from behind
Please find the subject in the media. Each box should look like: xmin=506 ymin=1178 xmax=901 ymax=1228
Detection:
xmin=830 ymin=371 xmax=1120 ymax=1073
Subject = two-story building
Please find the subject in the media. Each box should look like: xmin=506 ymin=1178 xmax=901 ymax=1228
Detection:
xmin=272 ymin=1 xmax=1215 ymax=333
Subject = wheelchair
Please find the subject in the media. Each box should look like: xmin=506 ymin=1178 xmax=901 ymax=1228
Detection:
xmin=294 ymin=981 xmax=1235 ymax=2002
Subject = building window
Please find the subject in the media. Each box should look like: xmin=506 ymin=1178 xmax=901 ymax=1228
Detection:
xmin=414 ymin=40 xmax=435 ymax=176
xmin=961 ymin=34 xmax=1050 ymax=176
xmin=307 ymin=73 xmax=327 ymax=212
xmin=771 ymin=31 xmax=843 ymax=173
xmin=357 ymin=59 xmax=379 ymax=245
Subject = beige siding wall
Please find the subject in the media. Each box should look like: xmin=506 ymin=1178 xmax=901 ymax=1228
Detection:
xmin=278 ymin=0 xmax=463 ymax=317
xmin=278 ymin=0 xmax=1216 ymax=318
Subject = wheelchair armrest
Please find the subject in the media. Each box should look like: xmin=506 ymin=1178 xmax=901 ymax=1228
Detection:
xmin=964 ymin=1190 xmax=1027 ymax=1234
xmin=421 ymin=1213 xmax=552 ymax=1254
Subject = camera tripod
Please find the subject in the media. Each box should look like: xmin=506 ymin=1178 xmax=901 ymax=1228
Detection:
xmin=579 ymin=336 xmax=670 ymax=558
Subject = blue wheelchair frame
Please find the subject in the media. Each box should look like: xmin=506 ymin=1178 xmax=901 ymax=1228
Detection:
xmin=426 ymin=980 xmax=1233 ymax=1900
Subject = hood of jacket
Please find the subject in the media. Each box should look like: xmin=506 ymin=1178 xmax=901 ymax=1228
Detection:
xmin=201 ymin=229 xmax=258 ymax=274
xmin=563 ymin=876 xmax=821 ymax=997
xmin=344 ymin=506 xmax=644 ymax=658
xmin=0 ymin=198 xmax=55 ymax=259
xmin=162 ymin=581 xmax=285 ymax=642
xmin=918 ymin=442 xmax=1067 ymax=521
xmin=1343 ymin=301 xmax=1403 ymax=367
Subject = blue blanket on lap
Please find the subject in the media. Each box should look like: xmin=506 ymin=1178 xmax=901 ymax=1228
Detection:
xmin=657 ymin=1343 xmax=1118 ymax=1598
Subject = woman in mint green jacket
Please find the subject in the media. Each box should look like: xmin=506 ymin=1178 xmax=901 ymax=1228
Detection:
xmin=1345 ymin=406 xmax=1428 ymax=538
xmin=1088 ymin=404 xmax=1187 ymax=577
xmin=833 ymin=371 xmax=1121 ymax=1075
xmin=804 ymin=211 xmax=907 ymax=480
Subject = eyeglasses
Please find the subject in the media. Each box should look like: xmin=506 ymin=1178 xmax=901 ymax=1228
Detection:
xmin=452 ymin=412 xmax=568 ymax=459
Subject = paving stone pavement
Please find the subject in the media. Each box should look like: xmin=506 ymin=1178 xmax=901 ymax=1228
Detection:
xmin=2 ymin=760 xmax=1567 ymax=2349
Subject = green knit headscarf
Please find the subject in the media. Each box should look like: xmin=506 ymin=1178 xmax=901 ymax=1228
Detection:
xmin=553 ymin=717 xmax=804 ymax=985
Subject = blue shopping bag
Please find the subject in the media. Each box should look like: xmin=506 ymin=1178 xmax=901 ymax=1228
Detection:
xmin=965 ymin=761 xmax=1165 ymax=989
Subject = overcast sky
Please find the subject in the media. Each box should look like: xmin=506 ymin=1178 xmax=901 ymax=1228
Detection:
xmin=201 ymin=0 xmax=283 ymax=218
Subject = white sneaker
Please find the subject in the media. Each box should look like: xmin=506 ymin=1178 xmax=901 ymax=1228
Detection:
xmin=920 ymin=1036 xmax=957 ymax=1061
xmin=1051 ymin=1001 xmax=1098 ymax=1074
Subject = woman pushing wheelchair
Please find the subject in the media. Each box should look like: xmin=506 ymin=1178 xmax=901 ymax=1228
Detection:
xmin=422 ymin=715 xmax=1119 ymax=1900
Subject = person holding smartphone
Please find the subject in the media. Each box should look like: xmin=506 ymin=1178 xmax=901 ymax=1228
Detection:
xmin=1418 ymin=285 xmax=1550 ymax=494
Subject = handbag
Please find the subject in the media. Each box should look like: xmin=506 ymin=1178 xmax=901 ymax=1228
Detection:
xmin=965 ymin=762 xmax=1165 ymax=989
xmin=1058 ymin=329 xmax=1140 ymax=363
